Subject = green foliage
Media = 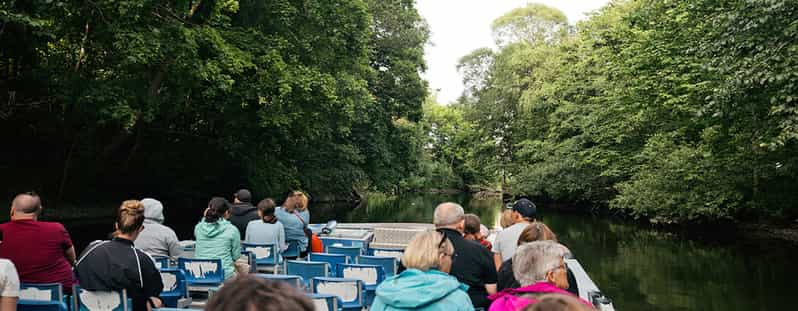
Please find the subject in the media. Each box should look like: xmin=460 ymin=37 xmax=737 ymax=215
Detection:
xmin=456 ymin=0 xmax=798 ymax=223
xmin=0 ymin=0 xmax=428 ymax=204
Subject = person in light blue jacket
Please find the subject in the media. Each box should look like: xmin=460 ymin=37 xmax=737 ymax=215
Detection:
xmin=194 ymin=197 xmax=241 ymax=279
xmin=245 ymin=198 xmax=287 ymax=251
xmin=371 ymin=230 xmax=474 ymax=311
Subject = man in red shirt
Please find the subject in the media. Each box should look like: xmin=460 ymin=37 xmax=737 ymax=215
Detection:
xmin=0 ymin=192 xmax=76 ymax=293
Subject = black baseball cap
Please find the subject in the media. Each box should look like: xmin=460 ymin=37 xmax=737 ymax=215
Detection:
xmin=508 ymin=198 xmax=536 ymax=219
xmin=234 ymin=189 xmax=252 ymax=202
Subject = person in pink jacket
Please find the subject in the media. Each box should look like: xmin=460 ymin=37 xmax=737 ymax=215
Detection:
xmin=488 ymin=241 xmax=593 ymax=311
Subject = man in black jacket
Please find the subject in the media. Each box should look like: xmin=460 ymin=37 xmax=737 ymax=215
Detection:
xmin=434 ymin=202 xmax=497 ymax=309
xmin=76 ymin=200 xmax=163 ymax=311
xmin=229 ymin=189 xmax=258 ymax=239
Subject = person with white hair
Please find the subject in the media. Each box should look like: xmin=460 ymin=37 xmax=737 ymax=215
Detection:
xmin=433 ymin=202 xmax=497 ymax=309
xmin=371 ymin=230 xmax=474 ymax=311
xmin=488 ymin=241 xmax=592 ymax=311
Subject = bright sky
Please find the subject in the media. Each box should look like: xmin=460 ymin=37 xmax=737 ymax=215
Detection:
xmin=416 ymin=0 xmax=612 ymax=104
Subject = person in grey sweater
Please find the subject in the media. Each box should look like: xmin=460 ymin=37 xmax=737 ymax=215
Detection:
xmin=134 ymin=198 xmax=183 ymax=259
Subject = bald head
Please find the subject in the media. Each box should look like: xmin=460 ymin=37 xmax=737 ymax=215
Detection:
xmin=12 ymin=193 xmax=42 ymax=216
xmin=433 ymin=202 xmax=465 ymax=228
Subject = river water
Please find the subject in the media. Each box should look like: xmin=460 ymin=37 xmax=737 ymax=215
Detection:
xmin=66 ymin=193 xmax=797 ymax=311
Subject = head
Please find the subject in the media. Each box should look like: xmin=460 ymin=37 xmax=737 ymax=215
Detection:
xmin=257 ymin=198 xmax=277 ymax=224
xmin=500 ymin=209 xmax=514 ymax=228
xmin=205 ymin=197 xmax=230 ymax=223
xmin=509 ymin=198 xmax=537 ymax=223
xmin=288 ymin=191 xmax=308 ymax=211
xmin=517 ymin=222 xmax=557 ymax=246
xmin=205 ymin=274 xmax=314 ymax=311
xmin=522 ymin=294 xmax=591 ymax=311
xmin=513 ymin=241 xmax=570 ymax=289
xmin=463 ymin=213 xmax=482 ymax=239
xmin=10 ymin=192 xmax=42 ymax=220
xmin=140 ymin=198 xmax=164 ymax=223
xmin=233 ymin=189 xmax=252 ymax=204
xmin=433 ymin=202 xmax=465 ymax=232
xmin=115 ymin=200 xmax=146 ymax=240
xmin=402 ymin=230 xmax=455 ymax=274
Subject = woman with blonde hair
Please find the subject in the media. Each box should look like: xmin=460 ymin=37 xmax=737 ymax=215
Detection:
xmin=370 ymin=230 xmax=474 ymax=311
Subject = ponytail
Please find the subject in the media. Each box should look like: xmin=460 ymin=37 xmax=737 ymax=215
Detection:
xmin=257 ymin=198 xmax=277 ymax=224
xmin=205 ymin=197 xmax=230 ymax=223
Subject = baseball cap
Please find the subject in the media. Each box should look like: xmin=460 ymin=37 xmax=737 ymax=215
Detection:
xmin=508 ymin=198 xmax=536 ymax=219
xmin=234 ymin=189 xmax=252 ymax=203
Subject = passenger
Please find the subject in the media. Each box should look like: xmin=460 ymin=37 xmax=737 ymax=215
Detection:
xmin=275 ymin=191 xmax=309 ymax=258
xmin=463 ymin=214 xmax=492 ymax=251
xmin=205 ymin=274 xmax=314 ymax=311
xmin=493 ymin=199 xmax=537 ymax=269
xmin=0 ymin=192 xmax=76 ymax=293
xmin=0 ymin=258 xmax=19 ymax=311
xmin=488 ymin=241 xmax=592 ymax=311
xmin=497 ymin=223 xmax=557 ymax=291
xmin=434 ymin=202 xmax=497 ymax=309
xmin=371 ymin=230 xmax=474 ymax=311
xmin=500 ymin=209 xmax=515 ymax=229
xmin=75 ymin=200 xmax=163 ymax=311
xmin=292 ymin=191 xmax=310 ymax=224
xmin=194 ymin=197 xmax=241 ymax=279
xmin=135 ymin=198 xmax=183 ymax=259
xmin=522 ymin=294 xmax=592 ymax=311
xmin=229 ymin=189 xmax=258 ymax=240
xmin=245 ymin=198 xmax=287 ymax=251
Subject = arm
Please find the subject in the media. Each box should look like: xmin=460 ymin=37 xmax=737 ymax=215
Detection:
xmin=65 ymin=246 xmax=77 ymax=266
xmin=167 ymin=231 xmax=183 ymax=259
xmin=0 ymin=297 xmax=17 ymax=311
xmin=485 ymin=284 xmax=497 ymax=295
xmin=493 ymin=253 xmax=503 ymax=271
xmin=278 ymin=223 xmax=287 ymax=251
xmin=484 ymin=249 xmax=498 ymax=295
xmin=231 ymin=230 xmax=242 ymax=261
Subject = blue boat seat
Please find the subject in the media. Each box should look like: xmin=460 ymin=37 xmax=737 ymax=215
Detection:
xmin=284 ymin=260 xmax=328 ymax=290
xmin=177 ymin=258 xmax=224 ymax=291
xmin=254 ymin=274 xmax=304 ymax=289
xmin=327 ymin=245 xmax=361 ymax=264
xmin=152 ymin=256 xmax=170 ymax=270
xmin=358 ymin=255 xmax=398 ymax=276
xmin=158 ymin=268 xmax=191 ymax=308
xmin=308 ymin=253 xmax=348 ymax=277
xmin=242 ymin=243 xmax=282 ymax=274
xmin=19 ymin=283 xmax=64 ymax=303
xmin=307 ymin=293 xmax=340 ymax=311
xmin=17 ymin=300 xmax=65 ymax=311
xmin=368 ymin=247 xmax=404 ymax=262
xmin=71 ymin=286 xmax=128 ymax=311
xmin=312 ymin=277 xmax=363 ymax=311
xmin=283 ymin=240 xmax=301 ymax=259
xmin=336 ymin=263 xmax=385 ymax=307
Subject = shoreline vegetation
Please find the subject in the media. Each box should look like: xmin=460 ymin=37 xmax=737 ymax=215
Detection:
xmin=2 ymin=1 xmax=796 ymax=234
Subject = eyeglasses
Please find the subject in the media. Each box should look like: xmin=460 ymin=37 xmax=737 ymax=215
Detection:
xmin=436 ymin=229 xmax=457 ymax=259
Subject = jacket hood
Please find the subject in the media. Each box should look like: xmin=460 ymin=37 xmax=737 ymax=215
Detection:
xmin=375 ymin=269 xmax=467 ymax=308
xmin=141 ymin=198 xmax=164 ymax=223
xmin=195 ymin=219 xmax=232 ymax=238
xmin=230 ymin=202 xmax=257 ymax=216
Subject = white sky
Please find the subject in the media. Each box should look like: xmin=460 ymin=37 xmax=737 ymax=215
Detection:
xmin=416 ymin=0 xmax=612 ymax=104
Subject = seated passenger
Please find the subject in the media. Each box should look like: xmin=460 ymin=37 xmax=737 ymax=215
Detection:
xmin=195 ymin=197 xmax=241 ymax=279
xmin=75 ymin=200 xmax=163 ymax=311
xmin=488 ymin=241 xmax=592 ymax=311
xmin=463 ymin=213 xmax=492 ymax=251
xmin=135 ymin=198 xmax=183 ymax=259
xmin=205 ymin=274 xmax=313 ymax=311
xmin=494 ymin=199 xmax=537 ymax=269
xmin=371 ymin=230 xmax=474 ymax=311
xmin=275 ymin=192 xmax=309 ymax=258
xmin=497 ymin=223 xmax=557 ymax=291
xmin=434 ymin=202 xmax=497 ymax=309
xmin=522 ymin=294 xmax=592 ymax=311
xmin=229 ymin=189 xmax=259 ymax=240
xmin=0 ymin=192 xmax=76 ymax=293
xmin=245 ymin=198 xmax=287 ymax=251
xmin=0 ymin=258 xmax=19 ymax=311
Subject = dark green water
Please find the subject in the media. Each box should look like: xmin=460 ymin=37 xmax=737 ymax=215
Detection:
xmin=66 ymin=193 xmax=797 ymax=311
